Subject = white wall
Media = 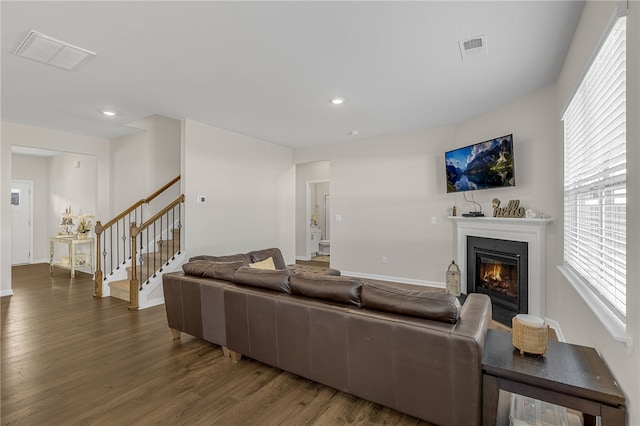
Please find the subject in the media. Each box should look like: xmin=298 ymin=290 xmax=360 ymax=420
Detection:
xmin=110 ymin=115 xmax=180 ymax=218
xmin=11 ymin=154 xmax=49 ymax=262
xmin=553 ymin=1 xmax=640 ymax=423
xmin=295 ymin=126 xmax=457 ymax=286
xmin=110 ymin=130 xmax=147 ymax=214
xmin=48 ymin=152 xmax=97 ymax=231
xmin=0 ymin=122 xmax=110 ymax=296
xmin=182 ymin=119 xmax=295 ymax=263
xmin=295 ymin=161 xmax=329 ymax=258
xmin=146 ymin=115 xmax=181 ymax=216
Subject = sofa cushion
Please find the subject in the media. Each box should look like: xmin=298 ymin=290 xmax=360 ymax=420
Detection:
xmin=289 ymin=274 xmax=363 ymax=307
xmin=287 ymin=264 xmax=341 ymax=276
xmin=182 ymin=260 xmax=245 ymax=282
xmin=361 ymin=282 xmax=461 ymax=324
xmin=247 ymin=248 xmax=287 ymax=270
xmin=249 ymin=257 xmax=276 ymax=270
xmin=189 ymin=253 xmax=251 ymax=264
xmin=234 ymin=265 xmax=291 ymax=293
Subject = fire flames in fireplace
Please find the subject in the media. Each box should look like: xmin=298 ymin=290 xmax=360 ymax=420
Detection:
xmin=478 ymin=259 xmax=518 ymax=299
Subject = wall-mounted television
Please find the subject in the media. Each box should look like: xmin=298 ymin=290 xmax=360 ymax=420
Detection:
xmin=445 ymin=134 xmax=515 ymax=193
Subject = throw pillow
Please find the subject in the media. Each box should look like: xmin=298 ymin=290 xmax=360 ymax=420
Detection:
xmin=249 ymin=257 xmax=276 ymax=270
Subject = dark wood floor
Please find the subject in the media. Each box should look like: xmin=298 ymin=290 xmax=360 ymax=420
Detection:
xmin=1 ymin=264 xmax=432 ymax=425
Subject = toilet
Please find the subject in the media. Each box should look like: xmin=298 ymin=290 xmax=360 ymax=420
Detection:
xmin=318 ymin=240 xmax=330 ymax=255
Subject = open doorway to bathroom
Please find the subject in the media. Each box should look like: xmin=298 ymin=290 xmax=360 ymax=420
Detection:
xmin=308 ymin=181 xmax=330 ymax=263
xmin=295 ymin=161 xmax=330 ymax=267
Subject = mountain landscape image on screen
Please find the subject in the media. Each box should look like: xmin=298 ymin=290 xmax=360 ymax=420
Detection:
xmin=446 ymin=135 xmax=515 ymax=193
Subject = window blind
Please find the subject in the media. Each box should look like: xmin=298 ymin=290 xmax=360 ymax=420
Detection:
xmin=563 ymin=16 xmax=627 ymax=320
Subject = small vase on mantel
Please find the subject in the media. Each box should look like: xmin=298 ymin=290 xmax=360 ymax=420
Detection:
xmin=77 ymin=233 xmax=88 ymax=239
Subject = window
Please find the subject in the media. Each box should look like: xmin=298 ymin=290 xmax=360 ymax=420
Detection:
xmin=562 ymin=16 xmax=626 ymax=321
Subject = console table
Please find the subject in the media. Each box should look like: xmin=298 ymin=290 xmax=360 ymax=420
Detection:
xmin=482 ymin=329 xmax=626 ymax=425
xmin=49 ymin=236 xmax=95 ymax=278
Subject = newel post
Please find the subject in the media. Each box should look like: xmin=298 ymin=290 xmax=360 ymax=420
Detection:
xmin=129 ymin=222 xmax=140 ymax=310
xmin=94 ymin=221 xmax=103 ymax=298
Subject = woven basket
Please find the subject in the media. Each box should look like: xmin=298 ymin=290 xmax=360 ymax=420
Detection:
xmin=512 ymin=315 xmax=548 ymax=356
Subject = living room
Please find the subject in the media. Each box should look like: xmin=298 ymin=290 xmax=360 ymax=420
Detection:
xmin=1 ymin=1 xmax=639 ymax=424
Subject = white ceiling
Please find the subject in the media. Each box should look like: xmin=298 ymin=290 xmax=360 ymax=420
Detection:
xmin=1 ymin=1 xmax=584 ymax=149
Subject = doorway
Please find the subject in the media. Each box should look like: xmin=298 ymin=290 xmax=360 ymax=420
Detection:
xmin=306 ymin=180 xmax=330 ymax=261
xmin=11 ymin=180 xmax=32 ymax=265
xmin=295 ymin=161 xmax=330 ymax=264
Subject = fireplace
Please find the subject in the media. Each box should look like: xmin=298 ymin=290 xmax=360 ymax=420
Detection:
xmin=467 ymin=236 xmax=528 ymax=326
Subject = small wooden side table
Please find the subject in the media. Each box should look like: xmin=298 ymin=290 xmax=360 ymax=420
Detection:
xmin=49 ymin=236 xmax=95 ymax=278
xmin=482 ymin=329 xmax=626 ymax=425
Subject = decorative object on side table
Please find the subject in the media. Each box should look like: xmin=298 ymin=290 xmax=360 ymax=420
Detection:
xmin=512 ymin=314 xmax=548 ymax=356
xmin=59 ymin=206 xmax=74 ymax=235
xmin=76 ymin=213 xmax=94 ymax=238
xmin=446 ymin=260 xmax=461 ymax=296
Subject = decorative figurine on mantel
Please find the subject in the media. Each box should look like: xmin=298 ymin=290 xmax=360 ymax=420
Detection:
xmin=492 ymin=198 xmax=526 ymax=218
xmin=59 ymin=206 xmax=74 ymax=235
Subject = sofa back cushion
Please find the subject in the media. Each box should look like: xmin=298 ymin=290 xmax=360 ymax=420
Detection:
xmin=247 ymin=248 xmax=287 ymax=270
xmin=234 ymin=265 xmax=291 ymax=293
xmin=289 ymin=274 xmax=363 ymax=307
xmin=182 ymin=260 xmax=245 ymax=282
xmin=361 ymin=282 xmax=461 ymax=323
xmin=189 ymin=253 xmax=251 ymax=264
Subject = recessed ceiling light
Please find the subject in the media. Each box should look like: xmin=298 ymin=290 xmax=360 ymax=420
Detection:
xmin=331 ymin=97 xmax=345 ymax=105
xmin=101 ymin=110 xmax=116 ymax=116
xmin=349 ymin=130 xmax=359 ymax=136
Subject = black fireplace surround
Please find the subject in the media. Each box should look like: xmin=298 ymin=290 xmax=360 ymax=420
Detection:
xmin=467 ymin=236 xmax=528 ymax=326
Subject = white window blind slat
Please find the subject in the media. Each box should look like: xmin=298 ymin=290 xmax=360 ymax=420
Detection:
xmin=562 ymin=16 xmax=627 ymax=321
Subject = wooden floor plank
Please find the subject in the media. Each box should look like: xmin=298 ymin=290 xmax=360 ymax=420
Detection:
xmin=1 ymin=264 xmax=435 ymax=425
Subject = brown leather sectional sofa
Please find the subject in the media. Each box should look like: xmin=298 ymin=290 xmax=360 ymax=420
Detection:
xmin=163 ymin=248 xmax=492 ymax=425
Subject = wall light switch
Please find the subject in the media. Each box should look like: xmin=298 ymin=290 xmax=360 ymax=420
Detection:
xmin=431 ymin=216 xmax=437 ymax=224
xmin=335 ymin=214 xmax=342 ymax=222
xmin=197 ymin=195 xmax=206 ymax=203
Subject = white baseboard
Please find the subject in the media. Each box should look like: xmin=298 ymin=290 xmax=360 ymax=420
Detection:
xmin=341 ymin=270 xmax=445 ymax=289
xmin=544 ymin=318 xmax=565 ymax=342
xmin=141 ymin=297 xmax=165 ymax=309
xmin=295 ymin=255 xmax=311 ymax=261
xmin=0 ymin=289 xmax=14 ymax=297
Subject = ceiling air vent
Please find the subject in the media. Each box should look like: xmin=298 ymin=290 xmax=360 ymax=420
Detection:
xmin=14 ymin=30 xmax=96 ymax=71
xmin=458 ymin=35 xmax=487 ymax=60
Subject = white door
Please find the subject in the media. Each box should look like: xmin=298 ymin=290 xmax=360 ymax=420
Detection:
xmin=11 ymin=180 xmax=32 ymax=265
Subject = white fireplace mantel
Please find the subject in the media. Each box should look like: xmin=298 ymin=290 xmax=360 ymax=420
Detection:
xmin=450 ymin=216 xmax=552 ymax=317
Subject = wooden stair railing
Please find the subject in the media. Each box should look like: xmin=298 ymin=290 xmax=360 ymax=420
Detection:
xmin=128 ymin=194 xmax=185 ymax=310
xmin=93 ymin=176 xmax=180 ymax=299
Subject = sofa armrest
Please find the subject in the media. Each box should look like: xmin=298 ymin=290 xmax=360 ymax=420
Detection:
xmin=449 ymin=293 xmax=492 ymax=426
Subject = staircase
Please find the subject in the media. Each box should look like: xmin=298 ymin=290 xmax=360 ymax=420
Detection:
xmin=94 ymin=177 xmax=185 ymax=310
xmin=108 ymin=228 xmax=181 ymax=302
